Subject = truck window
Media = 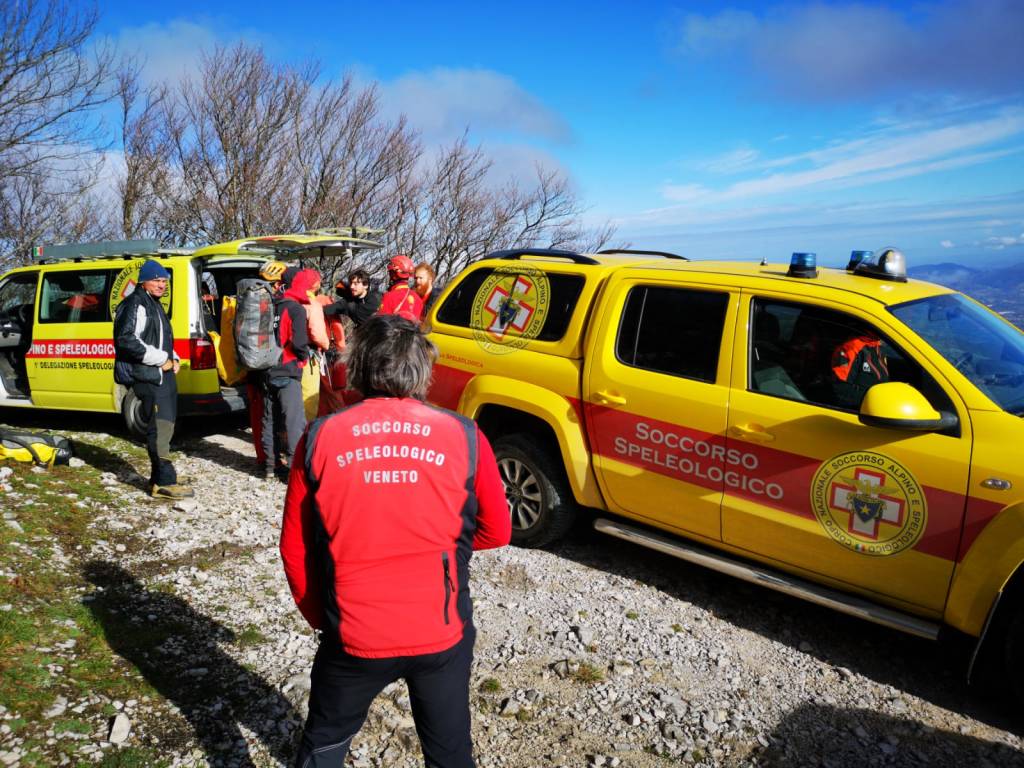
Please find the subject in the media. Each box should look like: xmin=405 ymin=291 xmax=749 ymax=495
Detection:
xmin=615 ymin=286 xmax=727 ymax=382
xmin=436 ymin=267 xmax=585 ymax=342
xmin=0 ymin=273 xmax=38 ymax=316
xmin=40 ymin=270 xmax=116 ymax=324
xmin=750 ymin=298 xmax=953 ymax=414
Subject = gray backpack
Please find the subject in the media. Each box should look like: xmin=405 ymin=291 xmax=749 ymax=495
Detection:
xmin=233 ymin=279 xmax=283 ymax=370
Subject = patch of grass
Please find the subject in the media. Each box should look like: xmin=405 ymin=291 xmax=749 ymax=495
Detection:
xmin=97 ymin=747 xmax=170 ymax=768
xmin=671 ymin=623 xmax=683 ymax=633
xmin=625 ymin=610 xmax=639 ymax=620
xmin=478 ymin=677 xmax=502 ymax=693
xmin=236 ymin=625 xmax=268 ymax=648
xmin=571 ymin=662 xmax=604 ymax=684
xmin=53 ymin=718 xmax=91 ymax=735
xmin=515 ymin=708 xmax=534 ymax=722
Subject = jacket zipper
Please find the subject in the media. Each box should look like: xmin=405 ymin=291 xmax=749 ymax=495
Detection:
xmin=441 ymin=551 xmax=453 ymax=625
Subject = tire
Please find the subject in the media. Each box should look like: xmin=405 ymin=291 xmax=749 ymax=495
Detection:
xmin=121 ymin=389 xmax=149 ymax=441
xmin=492 ymin=434 xmax=577 ymax=548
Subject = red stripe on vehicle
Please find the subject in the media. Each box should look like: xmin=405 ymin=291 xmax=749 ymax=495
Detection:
xmin=957 ymin=495 xmax=1006 ymax=562
xmin=25 ymin=339 xmax=115 ymax=358
xmin=585 ymin=402 xmax=968 ymax=562
xmin=429 ymin=364 xmax=475 ymax=411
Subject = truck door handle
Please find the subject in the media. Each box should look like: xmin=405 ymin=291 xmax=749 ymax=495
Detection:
xmin=594 ymin=390 xmax=627 ymax=406
xmin=729 ymin=423 xmax=775 ymax=443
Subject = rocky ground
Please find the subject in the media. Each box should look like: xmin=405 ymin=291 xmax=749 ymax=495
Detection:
xmin=1 ymin=414 xmax=1023 ymax=767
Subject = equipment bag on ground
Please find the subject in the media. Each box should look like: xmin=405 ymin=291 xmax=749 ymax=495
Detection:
xmin=233 ymin=279 xmax=283 ymax=371
xmin=0 ymin=428 xmax=72 ymax=466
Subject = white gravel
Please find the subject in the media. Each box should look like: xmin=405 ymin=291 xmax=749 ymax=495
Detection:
xmin=3 ymin=421 xmax=1024 ymax=767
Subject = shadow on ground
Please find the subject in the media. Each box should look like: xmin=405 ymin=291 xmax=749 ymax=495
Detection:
xmin=548 ymin=517 xmax=1023 ymax=738
xmin=83 ymin=560 xmax=301 ymax=767
xmin=751 ymin=701 xmax=1024 ymax=767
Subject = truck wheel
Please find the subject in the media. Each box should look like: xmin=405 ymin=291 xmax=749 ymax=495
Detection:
xmin=121 ymin=390 xmax=149 ymax=441
xmin=493 ymin=434 xmax=576 ymax=548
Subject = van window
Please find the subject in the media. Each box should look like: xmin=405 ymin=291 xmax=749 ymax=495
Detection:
xmin=436 ymin=267 xmax=585 ymax=343
xmin=40 ymin=270 xmax=116 ymax=324
xmin=616 ymin=286 xmax=728 ymax=382
xmin=0 ymin=273 xmax=38 ymax=317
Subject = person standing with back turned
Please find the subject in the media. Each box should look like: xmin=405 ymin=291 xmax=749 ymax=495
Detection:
xmin=113 ymin=259 xmax=193 ymax=500
xmin=280 ymin=314 xmax=510 ymax=768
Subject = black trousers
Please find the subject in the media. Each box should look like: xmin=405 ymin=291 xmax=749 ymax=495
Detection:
xmin=294 ymin=626 xmax=476 ymax=768
xmin=133 ymin=373 xmax=177 ymax=487
xmin=261 ymin=374 xmax=305 ymax=472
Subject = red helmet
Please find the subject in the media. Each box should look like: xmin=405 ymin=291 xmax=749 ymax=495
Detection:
xmin=387 ymin=254 xmax=414 ymax=280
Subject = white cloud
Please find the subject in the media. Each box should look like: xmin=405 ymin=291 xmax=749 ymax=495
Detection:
xmin=661 ymin=183 xmax=708 ymax=203
xmin=941 ymin=240 xmax=955 ymax=248
xmin=658 ymin=109 xmax=1024 ymax=205
xmin=679 ymin=9 xmax=757 ymax=55
xmin=698 ymin=147 xmax=759 ymax=174
xmin=109 ymin=20 xmax=222 ymax=86
xmin=379 ymin=68 xmax=571 ymax=144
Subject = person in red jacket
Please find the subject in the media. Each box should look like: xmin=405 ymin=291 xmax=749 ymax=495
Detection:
xmin=378 ymin=254 xmax=424 ymax=322
xmin=280 ymin=314 xmax=510 ymax=768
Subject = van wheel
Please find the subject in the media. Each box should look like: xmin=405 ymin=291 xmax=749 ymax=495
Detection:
xmin=493 ymin=434 xmax=576 ymax=548
xmin=121 ymin=390 xmax=149 ymax=441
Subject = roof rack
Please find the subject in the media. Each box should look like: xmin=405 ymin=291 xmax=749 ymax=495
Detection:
xmin=491 ymin=248 xmax=600 ymax=266
xmin=598 ymin=249 xmax=688 ymax=261
xmin=33 ymin=239 xmax=164 ymax=263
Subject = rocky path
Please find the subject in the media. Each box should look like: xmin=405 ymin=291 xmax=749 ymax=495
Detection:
xmin=2 ymin=419 xmax=1023 ymax=767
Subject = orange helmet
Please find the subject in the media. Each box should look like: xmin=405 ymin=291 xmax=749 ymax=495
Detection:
xmin=387 ymin=254 xmax=414 ymax=280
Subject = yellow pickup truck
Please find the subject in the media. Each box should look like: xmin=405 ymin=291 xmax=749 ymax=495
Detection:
xmin=426 ymin=247 xmax=1024 ymax=699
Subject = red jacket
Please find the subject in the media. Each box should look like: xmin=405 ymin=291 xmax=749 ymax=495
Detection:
xmin=379 ymin=282 xmax=424 ymax=323
xmin=280 ymin=397 xmax=510 ymax=658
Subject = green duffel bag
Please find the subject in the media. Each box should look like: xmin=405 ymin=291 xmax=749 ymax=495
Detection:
xmin=0 ymin=427 xmax=72 ymax=466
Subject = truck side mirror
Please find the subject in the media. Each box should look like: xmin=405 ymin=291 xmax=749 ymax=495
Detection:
xmin=858 ymin=382 xmax=958 ymax=432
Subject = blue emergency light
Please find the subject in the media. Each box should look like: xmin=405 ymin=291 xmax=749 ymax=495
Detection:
xmin=787 ymin=252 xmax=818 ymax=278
xmin=847 ymin=250 xmax=873 ymax=271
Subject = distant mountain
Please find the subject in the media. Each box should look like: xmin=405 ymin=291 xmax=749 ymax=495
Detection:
xmin=909 ymin=261 xmax=1024 ymax=326
xmin=908 ymin=263 xmax=981 ymax=288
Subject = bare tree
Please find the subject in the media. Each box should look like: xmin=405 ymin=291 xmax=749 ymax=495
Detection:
xmin=115 ymin=62 xmax=171 ymax=240
xmin=0 ymin=0 xmax=114 ymax=267
xmin=162 ymin=44 xmax=314 ymax=244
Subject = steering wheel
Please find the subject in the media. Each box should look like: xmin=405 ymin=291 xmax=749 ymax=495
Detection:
xmin=952 ymin=351 xmax=973 ymax=372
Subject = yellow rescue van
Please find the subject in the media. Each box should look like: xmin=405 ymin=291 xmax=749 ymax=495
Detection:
xmin=0 ymin=230 xmax=381 ymax=435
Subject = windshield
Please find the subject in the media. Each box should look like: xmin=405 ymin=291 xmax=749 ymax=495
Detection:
xmin=890 ymin=293 xmax=1024 ymax=414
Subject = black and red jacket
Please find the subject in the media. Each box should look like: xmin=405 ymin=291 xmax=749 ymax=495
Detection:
xmin=267 ymin=273 xmax=315 ymax=380
xmin=280 ymin=397 xmax=510 ymax=658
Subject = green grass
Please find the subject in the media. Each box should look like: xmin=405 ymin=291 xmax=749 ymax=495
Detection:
xmin=625 ymin=610 xmax=639 ymax=620
xmin=236 ymin=625 xmax=268 ymax=648
xmin=671 ymin=623 xmax=683 ymax=633
xmin=0 ymin=448 xmax=161 ymax=756
xmin=478 ymin=677 xmax=502 ymax=693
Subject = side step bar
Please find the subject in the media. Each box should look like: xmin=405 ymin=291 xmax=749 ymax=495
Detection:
xmin=594 ymin=518 xmax=940 ymax=641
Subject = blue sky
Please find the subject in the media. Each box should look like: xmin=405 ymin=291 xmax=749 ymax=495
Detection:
xmin=95 ymin=0 xmax=1024 ymax=268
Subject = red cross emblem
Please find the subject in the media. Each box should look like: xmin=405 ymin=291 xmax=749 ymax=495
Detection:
xmin=828 ymin=467 xmax=905 ymax=540
xmin=483 ymin=276 xmax=536 ymax=339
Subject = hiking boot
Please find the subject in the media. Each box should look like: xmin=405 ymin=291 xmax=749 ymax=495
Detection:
xmin=150 ymin=483 xmax=195 ymax=500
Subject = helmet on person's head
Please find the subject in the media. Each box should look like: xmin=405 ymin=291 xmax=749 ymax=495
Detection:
xmin=387 ymin=254 xmax=414 ymax=280
xmin=259 ymin=261 xmax=287 ymax=282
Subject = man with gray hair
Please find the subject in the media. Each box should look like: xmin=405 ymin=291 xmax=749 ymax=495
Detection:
xmin=280 ymin=314 xmax=510 ymax=768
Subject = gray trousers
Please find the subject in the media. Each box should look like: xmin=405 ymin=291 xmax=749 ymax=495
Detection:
xmin=260 ymin=375 xmax=305 ymax=471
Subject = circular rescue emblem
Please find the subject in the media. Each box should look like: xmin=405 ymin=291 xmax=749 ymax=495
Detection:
xmin=470 ymin=266 xmax=550 ymax=355
xmin=810 ymin=451 xmax=927 ymax=557
xmin=109 ymin=259 xmax=171 ymax=316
